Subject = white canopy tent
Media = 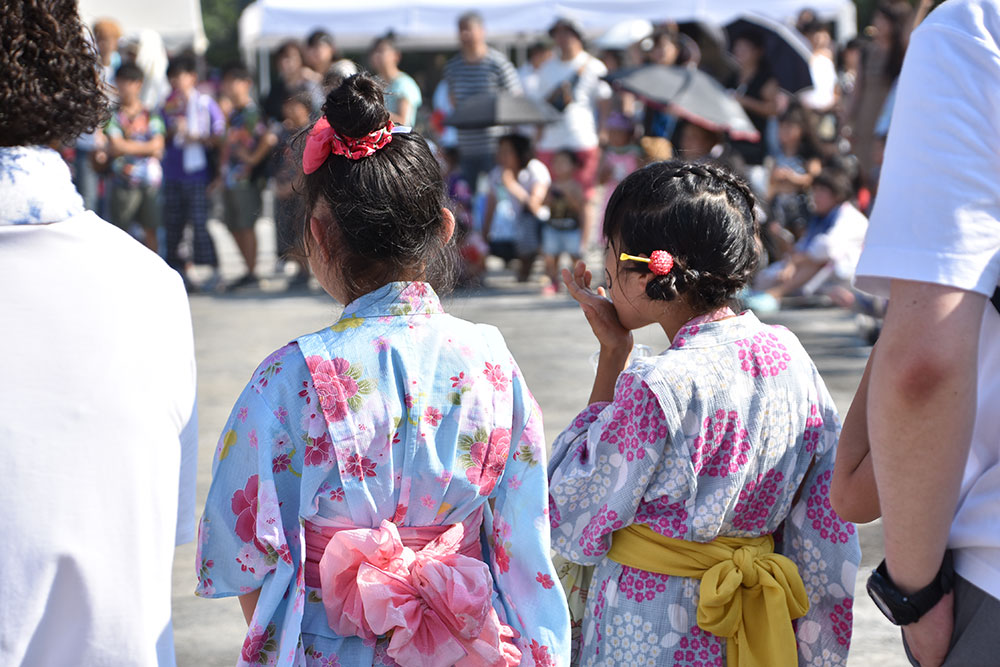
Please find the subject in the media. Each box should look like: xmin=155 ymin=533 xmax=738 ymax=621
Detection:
xmin=78 ymin=0 xmax=209 ymax=53
xmin=239 ymin=0 xmax=856 ymax=53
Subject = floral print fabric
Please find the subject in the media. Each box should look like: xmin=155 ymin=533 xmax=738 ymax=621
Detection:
xmin=548 ymin=311 xmax=860 ymax=666
xmin=198 ymin=282 xmax=570 ymax=666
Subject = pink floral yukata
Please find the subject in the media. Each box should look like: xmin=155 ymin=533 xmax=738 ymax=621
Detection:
xmin=548 ymin=311 xmax=861 ymax=666
xmin=197 ymin=282 xmax=571 ymax=666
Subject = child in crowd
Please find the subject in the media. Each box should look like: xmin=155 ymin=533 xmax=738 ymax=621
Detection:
xmin=105 ymin=63 xmax=164 ymax=252
xmin=482 ymin=133 xmax=550 ymax=281
xmin=597 ymin=112 xmax=643 ymax=219
xmin=161 ymin=54 xmax=226 ymax=290
xmin=541 ymin=149 xmax=585 ymax=295
xmin=220 ymin=64 xmax=277 ymax=290
xmin=548 ymin=161 xmax=859 ymax=665
xmin=440 ymin=146 xmax=488 ymax=285
xmin=272 ymin=93 xmax=312 ymax=288
xmin=748 ymin=166 xmax=869 ymax=314
xmin=767 ymin=103 xmax=823 ymax=256
xmin=197 ymin=74 xmax=570 ymax=666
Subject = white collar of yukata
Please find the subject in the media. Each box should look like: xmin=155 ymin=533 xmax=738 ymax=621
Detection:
xmin=0 ymin=145 xmax=86 ymax=226
xmin=670 ymin=309 xmax=764 ymax=350
xmin=338 ymin=281 xmax=445 ymax=321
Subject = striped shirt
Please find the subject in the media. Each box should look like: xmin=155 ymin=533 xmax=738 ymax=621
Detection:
xmin=443 ymin=48 xmax=522 ymax=156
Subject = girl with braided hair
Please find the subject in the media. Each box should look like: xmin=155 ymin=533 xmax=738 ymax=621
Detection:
xmin=548 ymin=160 xmax=860 ymax=666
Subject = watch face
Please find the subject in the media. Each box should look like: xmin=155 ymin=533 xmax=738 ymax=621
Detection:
xmin=867 ymin=577 xmax=899 ymax=625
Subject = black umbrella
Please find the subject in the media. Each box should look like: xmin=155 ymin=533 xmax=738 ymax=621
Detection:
xmin=725 ymin=15 xmax=814 ymax=93
xmin=608 ymin=65 xmax=759 ymax=141
xmin=446 ymin=92 xmax=559 ymax=130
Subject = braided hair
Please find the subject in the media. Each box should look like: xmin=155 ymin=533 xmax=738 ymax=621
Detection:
xmin=604 ymin=160 xmax=759 ymax=311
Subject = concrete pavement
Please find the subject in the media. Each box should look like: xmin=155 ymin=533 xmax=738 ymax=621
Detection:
xmin=170 ymin=219 xmax=908 ymax=666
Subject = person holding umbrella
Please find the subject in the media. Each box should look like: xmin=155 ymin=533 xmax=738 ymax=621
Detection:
xmin=728 ymin=29 xmax=779 ymax=169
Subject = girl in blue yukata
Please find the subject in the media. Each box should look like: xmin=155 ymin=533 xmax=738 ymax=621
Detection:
xmin=197 ymin=73 xmax=571 ymax=667
xmin=548 ymin=161 xmax=861 ymax=667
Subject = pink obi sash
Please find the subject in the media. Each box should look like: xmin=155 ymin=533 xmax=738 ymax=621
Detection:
xmin=303 ymin=507 xmax=521 ymax=667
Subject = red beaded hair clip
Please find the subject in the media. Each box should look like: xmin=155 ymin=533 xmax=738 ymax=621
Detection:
xmin=619 ymin=251 xmax=674 ymax=275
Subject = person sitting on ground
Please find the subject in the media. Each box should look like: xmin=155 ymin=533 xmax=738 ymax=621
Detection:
xmin=105 ymin=62 xmax=165 ymax=252
xmin=748 ymin=166 xmax=869 ymax=313
xmin=766 ymin=103 xmax=823 ymax=257
xmin=196 ymin=72 xmax=570 ymax=666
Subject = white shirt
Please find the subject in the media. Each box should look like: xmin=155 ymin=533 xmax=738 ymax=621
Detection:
xmin=533 ymin=51 xmax=611 ymax=152
xmin=487 ymin=158 xmax=551 ymax=240
xmin=854 ymin=0 xmax=1000 ymax=599
xmin=805 ymin=202 xmax=869 ymax=281
xmin=0 ymin=147 xmax=198 ymax=665
xmin=801 ymin=52 xmax=838 ymax=111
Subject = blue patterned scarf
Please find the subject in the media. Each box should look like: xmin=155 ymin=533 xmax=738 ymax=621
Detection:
xmin=0 ymin=146 xmax=85 ymax=226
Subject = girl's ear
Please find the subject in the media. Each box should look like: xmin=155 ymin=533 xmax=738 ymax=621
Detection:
xmin=440 ymin=207 xmax=456 ymax=245
xmin=309 ymin=216 xmax=327 ymax=258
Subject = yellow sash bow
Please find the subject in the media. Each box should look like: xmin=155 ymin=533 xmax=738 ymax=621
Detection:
xmin=607 ymin=524 xmax=809 ymax=667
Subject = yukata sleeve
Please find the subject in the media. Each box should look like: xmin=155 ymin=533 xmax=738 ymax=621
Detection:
xmin=547 ymin=370 xmax=672 ymax=565
xmin=776 ymin=390 xmax=861 ymax=666
xmin=486 ymin=362 xmax=571 ymax=667
xmin=195 ymin=367 xmax=303 ymax=601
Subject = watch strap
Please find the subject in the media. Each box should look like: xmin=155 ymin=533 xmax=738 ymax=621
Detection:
xmin=875 ymin=550 xmax=955 ymax=625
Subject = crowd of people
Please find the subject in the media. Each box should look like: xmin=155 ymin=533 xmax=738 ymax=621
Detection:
xmin=67 ymin=3 xmax=922 ymax=312
xmin=9 ymin=0 xmax=1000 ymax=666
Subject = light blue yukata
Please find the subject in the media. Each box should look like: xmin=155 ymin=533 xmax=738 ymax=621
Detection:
xmin=197 ymin=282 xmax=570 ymax=667
xmin=548 ymin=311 xmax=861 ymax=667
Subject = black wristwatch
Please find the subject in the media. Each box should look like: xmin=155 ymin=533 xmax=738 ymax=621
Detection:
xmin=866 ymin=550 xmax=955 ymax=626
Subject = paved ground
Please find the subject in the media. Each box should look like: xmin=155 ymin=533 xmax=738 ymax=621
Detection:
xmin=170 ymin=219 xmax=908 ymax=666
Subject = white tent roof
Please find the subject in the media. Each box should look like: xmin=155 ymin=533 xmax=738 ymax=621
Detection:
xmin=240 ymin=0 xmax=855 ymax=52
xmin=78 ymin=0 xmax=208 ymax=53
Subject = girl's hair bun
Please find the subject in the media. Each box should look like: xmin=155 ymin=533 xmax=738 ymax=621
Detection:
xmin=323 ymin=72 xmax=390 ymax=138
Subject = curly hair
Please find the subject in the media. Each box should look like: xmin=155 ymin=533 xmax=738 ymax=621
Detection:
xmin=604 ymin=160 xmax=760 ymax=312
xmin=0 ymin=0 xmax=109 ymax=147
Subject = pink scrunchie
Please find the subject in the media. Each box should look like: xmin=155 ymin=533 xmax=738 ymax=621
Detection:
xmin=314 ymin=517 xmax=521 ymax=667
xmin=302 ymin=117 xmax=395 ymax=173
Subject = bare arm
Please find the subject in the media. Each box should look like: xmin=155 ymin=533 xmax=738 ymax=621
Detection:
xmin=481 ymin=192 xmax=497 ymax=241
xmin=107 ymin=133 xmax=165 ymax=159
xmin=389 ymin=98 xmax=412 ymax=126
xmin=831 ymin=349 xmax=880 ymax=523
xmin=737 ymin=78 xmax=779 ymax=118
xmin=869 ymin=280 xmax=985 ymax=592
xmin=239 ymin=589 xmax=261 ymax=625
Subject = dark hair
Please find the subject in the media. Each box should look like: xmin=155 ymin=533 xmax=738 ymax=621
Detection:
xmin=222 ymin=62 xmax=252 ymax=81
xmin=875 ymin=1 xmax=913 ymax=81
xmin=0 ymin=0 xmax=109 ymax=147
xmin=275 ymin=40 xmax=305 ymax=62
xmin=553 ymin=148 xmax=581 ymax=169
xmin=812 ymin=166 xmax=854 ymax=203
xmin=283 ymin=92 xmax=313 ymax=112
xmin=167 ymin=53 xmax=197 ymax=78
xmin=778 ymin=102 xmax=820 ymax=160
xmin=604 ymin=161 xmax=759 ymax=311
xmin=370 ymin=32 xmax=397 ymax=53
xmin=457 ymin=11 xmax=483 ymax=28
xmin=527 ymin=42 xmax=552 ymax=59
xmin=732 ymin=29 xmax=766 ymax=52
xmin=306 ymin=29 xmax=335 ymax=49
xmin=298 ymin=73 xmax=455 ymax=300
xmin=497 ymin=133 xmax=533 ymax=170
xmin=115 ymin=62 xmax=145 ymax=83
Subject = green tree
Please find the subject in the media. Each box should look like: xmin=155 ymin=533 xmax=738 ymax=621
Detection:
xmin=201 ymin=0 xmax=248 ymax=68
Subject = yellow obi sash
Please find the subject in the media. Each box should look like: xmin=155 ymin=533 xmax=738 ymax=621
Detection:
xmin=607 ymin=524 xmax=809 ymax=667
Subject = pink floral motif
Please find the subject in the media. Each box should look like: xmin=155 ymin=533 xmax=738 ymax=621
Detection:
xmin=272 ymin=453 xmax=291 ymax=473
xmin=691 ymin=409 xmax=752 ymax=478
xmin=231 ymin=475 xmax=267 ymax=553
xmin=548 ymin=495 xmax=562 ymax=530
xmin=593 ymin=579 xmax=609 ymax=649
xmin=732 ymin=468 xmax=785 ymax=532
xmin=492 ymin=520 xmax=512 ymax=573
xmin=424 ymin=406 xmax=442 ymax=427
xmin=635 ymin=496 xmax=689 ymax=539
xmin=673 ymin=625 xmax=724 ymax=666
xmin=618 ymin=566 xmax=670 ymax=602
xmin=483 ymin=362 xmax=509 ymax=392
xmin=273 ymin=406 xmax=288 ymax=424
xmin=344 ymin=453 xmax=377 ymax=481
xmin=306 ymin=356 xmax=359 ymax=422
xmin=329 ymin=486 xmax=344 ymax=502
xmin=421 ymin=494 xmax=434 ymax=508
xmin=803 ymin=404 xmax=824 ymax=454
xmin=830 ymin=597 xmax=854 ymax=648
xmin=735 ymin=330 xmax=792 ymax=378
xmin=806 ymin=470 xmax=856 ymax=544
xmin=579 ymin=504 xmax=625 ymax=557
xmin=466 ymin=428 xmax=510 ymax=496
xmin=241 ymin=624 xmax=270 ymax=664
xmin=237 ymin=407 xmax=249 ymax=423
xmin=304 ymin=433 xmax=333 ymax=467
xmin=596 ymin=375 xmax=667 ymax=462
xmin=536 ymin=572 xmax=555 ymax=589
xmin=529 ymin=640 xmax=555 ymax=667
xmin=450 ymin=372 xmax=466 ymax=387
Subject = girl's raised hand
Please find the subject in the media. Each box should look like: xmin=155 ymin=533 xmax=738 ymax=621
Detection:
xmin=561 ymin=260 xmax=633 ymax=354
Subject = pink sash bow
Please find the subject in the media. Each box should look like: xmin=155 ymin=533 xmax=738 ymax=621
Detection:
xmin=303 ymin=509 xmax=521 ymax=667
